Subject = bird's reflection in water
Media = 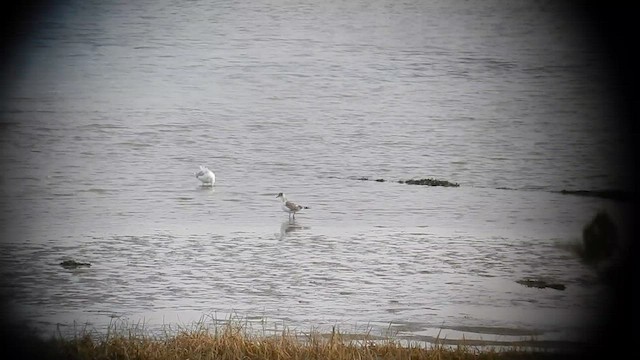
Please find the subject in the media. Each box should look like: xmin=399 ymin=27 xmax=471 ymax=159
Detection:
xmin=196 ymin=185 xmax=215 ymax=193
xmin=279 ymin=220 xmax=310 ymax=239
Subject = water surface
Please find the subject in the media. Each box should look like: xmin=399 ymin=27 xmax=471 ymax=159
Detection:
xmin=0 ymin=0 xmax=631 ymax=351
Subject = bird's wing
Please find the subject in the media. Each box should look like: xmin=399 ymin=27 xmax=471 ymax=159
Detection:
xmin=285 ymin=201 xmax=303 ymax=211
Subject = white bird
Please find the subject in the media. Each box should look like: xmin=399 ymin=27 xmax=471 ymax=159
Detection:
xmin=276 ymin=192 xmax=309 ymax=220
xmin=195 ymin=165 xmax=215 ymax=186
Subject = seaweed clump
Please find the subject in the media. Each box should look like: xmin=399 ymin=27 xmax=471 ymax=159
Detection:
xmin=355 ymin=177 xmax=460 ymax=187
xmin=559 ymin=189 xmax=631 ymax=201
xmin=516 ymin=278 xmax=566 ymax=291
xmin=399 ymin=178 xmax=460 ymax=187
xmin=60 ymin=260 xmax=91 ymax=269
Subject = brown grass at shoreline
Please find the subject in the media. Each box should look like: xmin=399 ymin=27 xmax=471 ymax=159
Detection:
xmin=6 ymin=318 xmax=585 ymax=360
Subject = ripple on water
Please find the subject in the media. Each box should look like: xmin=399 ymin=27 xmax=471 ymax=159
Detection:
xmin=0 ymin=223 xmax=606 ymax=349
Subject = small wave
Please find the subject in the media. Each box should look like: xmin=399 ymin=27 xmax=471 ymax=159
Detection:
xmin=0 ymin=121 xmax=20 ymax=128
xmin=556 ymin=189 xmax=632 ymax=201
xmin=83 ymin=188 xmax=111 ymax=194
xmin=116 ymin=141 xmax=153 ymax=148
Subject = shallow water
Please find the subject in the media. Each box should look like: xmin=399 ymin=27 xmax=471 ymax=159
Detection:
xmin=0 ymin=0 xmax=631 ymax=351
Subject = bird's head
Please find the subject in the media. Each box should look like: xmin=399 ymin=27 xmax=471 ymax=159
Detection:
xmin=276 ymin=192 xmax=284 ymax=199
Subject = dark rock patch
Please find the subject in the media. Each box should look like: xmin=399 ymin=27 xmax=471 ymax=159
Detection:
xmin=401 ymin=178 xmax=460 ymax=187
xmin=60 ymin=260 xmax=91 ymax=269
xmin=355 ymin=177 xmax=460 ymax=187
xmin=516 ymin=279 xmax=566 ymax=290
xmin=581 ymin=211 xmax=618 ymax=264
xmin=558 ymin=189 xmax=632 ymax=201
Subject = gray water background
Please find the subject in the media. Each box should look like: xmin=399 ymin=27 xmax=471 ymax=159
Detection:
xmin=0 ymin=0 xmax=633 ymax=350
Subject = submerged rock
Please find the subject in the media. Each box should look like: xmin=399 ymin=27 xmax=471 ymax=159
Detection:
xmin=356 ymin=177 xmax=386 ymax=182
xmin=354 ymin=177 xmax=460 ymax=187
xmin=582 ymin=211 xmax=618 ymax=264
xmin=558 ymin=189 xmax=631 ymax=201
xmin=400 ymin=178 xmax=460 ymax=187
xmin=516 ymin=279 xmax=566 ymax=291
xmin=60 ymin=260 xmax=91 ymax=269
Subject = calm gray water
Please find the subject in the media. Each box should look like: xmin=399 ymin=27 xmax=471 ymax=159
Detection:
xmin=0 ymin=0 xmax=632 ymax=351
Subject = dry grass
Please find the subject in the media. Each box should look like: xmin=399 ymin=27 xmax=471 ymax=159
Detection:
xmin=12 ymin=316 xmax=577 ymax=360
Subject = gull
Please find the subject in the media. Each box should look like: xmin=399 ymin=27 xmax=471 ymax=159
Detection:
xmin=195 ymin=165 xmax=215 ymax=186
xmin=276 ymin=192 xmax=309 ymax=220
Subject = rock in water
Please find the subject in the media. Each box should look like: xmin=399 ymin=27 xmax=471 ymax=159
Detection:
xmin=582 ymin=211 xmax=617 ymax=263
xmin=60 ymin=260 xmax=91 ymax=269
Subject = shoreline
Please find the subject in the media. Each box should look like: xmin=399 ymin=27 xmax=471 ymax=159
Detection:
xmin=4 ymin=314 xmax=593 ymax=359
xmin=4 ymin=319 xmax=590 ymax=360
xmin=20 ymin=312 xmax=590 ymax=350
